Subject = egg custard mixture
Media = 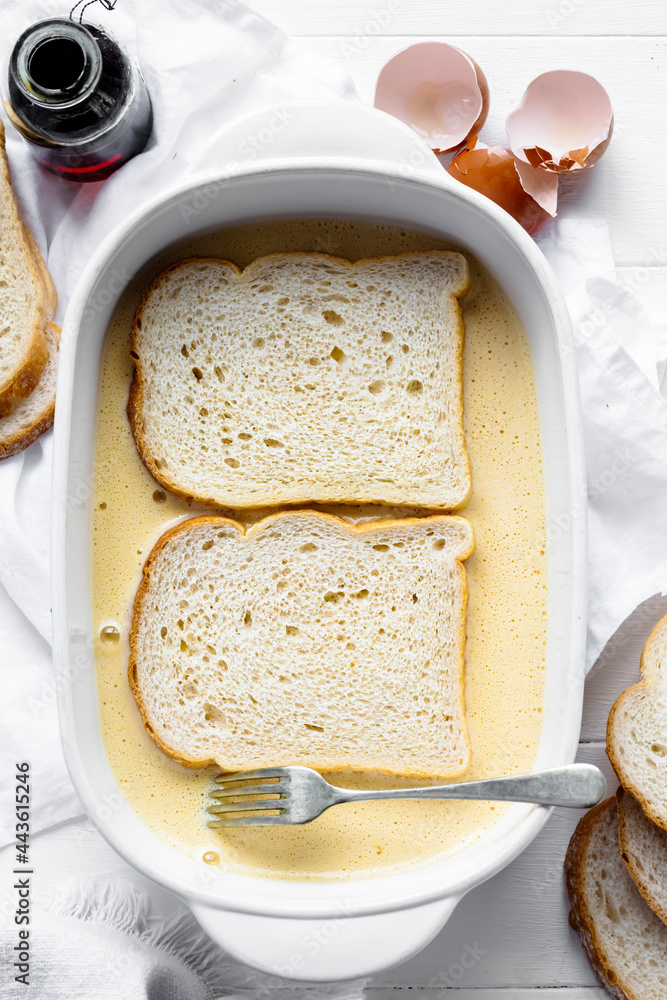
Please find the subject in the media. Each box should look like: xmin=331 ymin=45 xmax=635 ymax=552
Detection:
xmin=93 ymin=218 xmax=546 ymax=882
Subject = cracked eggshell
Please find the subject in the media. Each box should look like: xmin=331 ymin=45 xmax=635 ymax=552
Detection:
xmin=507 ymin=70 xmax=613 ymax=173
xmin=447 ymin=140 xmax=558 ymax=237
xmin=374 ymin=42 xmax=489 ymax=154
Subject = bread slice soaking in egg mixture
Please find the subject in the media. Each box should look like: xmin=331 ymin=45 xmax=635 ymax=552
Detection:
xmin=127 ymin=251 xmax=471 ymax=510
xmin=129 ymin=511 xmax=475 ymax=779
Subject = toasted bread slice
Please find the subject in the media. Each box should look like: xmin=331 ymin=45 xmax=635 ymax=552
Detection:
xmin=129 ymin=511 xmax=474 ymax=777
xmin=0 ymin=321 xmax=59 ymax=460
xmin=565 ymin=797 xmax=667 ymax=1000
xmin=617 ymin=787 xmax=667 ymax=926
xmin=128 ymin=251 xmax=471 ymax=510
xmin=0 ymin=121 xmax=56 ymax=415
xmin=607 ymin=614 xmax=667 ymax=833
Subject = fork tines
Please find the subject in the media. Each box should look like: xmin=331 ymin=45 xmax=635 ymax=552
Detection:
xmin=207 ymin=768 xmax=290 ymax=828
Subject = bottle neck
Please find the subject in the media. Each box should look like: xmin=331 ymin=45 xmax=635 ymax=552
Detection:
xmin=12 ymin=19 xmax=102 ymax=108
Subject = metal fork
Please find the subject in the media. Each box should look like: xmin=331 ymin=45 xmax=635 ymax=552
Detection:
xmin=207 ymin=763 xmax=607 ymax=827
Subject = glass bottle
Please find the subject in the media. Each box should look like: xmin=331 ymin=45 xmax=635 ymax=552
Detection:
xmin=3 ymin=18 xmax=153 ymax=182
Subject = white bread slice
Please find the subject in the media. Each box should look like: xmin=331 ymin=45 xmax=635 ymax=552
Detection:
xmin=129 ymin=511 xmax=474 ymax=777
xmin=618 ymin=787 xmax=667 ymax=926
xmin=128 ymin=251 xmax=471 ymax=510
xmin=0 ymin=321 xmax=59 ymax=460
xmin=0 ymin=120 xmax=56 ymax=416
xmin=607 ymin=613 xmax=667 ymax=833
xmin=565 ymin=797 xmax=667 ymax=1000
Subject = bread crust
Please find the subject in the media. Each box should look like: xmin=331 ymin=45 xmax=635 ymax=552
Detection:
xmin=0 ymin=121 xmax=55 ymax=413
xmin=24 ymin=225 xmax=58 ymax=326
xmin=564 ymin=798 xmax=633 ymax=1000
xmin=607 ymin=613 xmax=667 ymax=833
xmin=127 ymin=252 xmax=471 ymax=511
xmin=0 ymin=322 xmax=60 ymax=460
xmin=128 ymin=510 xmax=474 ymax=773
xmin=617 ymin=786 xmax=667 ymax=926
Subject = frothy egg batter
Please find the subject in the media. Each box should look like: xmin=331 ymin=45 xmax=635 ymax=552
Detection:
xmin=93 ymin=218 xmax=546 ymax=881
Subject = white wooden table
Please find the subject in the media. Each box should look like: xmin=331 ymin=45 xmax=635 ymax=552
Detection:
xmin=19 ymin=2 xmax=667 ymax=995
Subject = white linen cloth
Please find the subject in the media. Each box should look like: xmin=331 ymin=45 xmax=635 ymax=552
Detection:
xmin=0 ymin=0 xmax=666 ymax=878
xmin=535 ymin=219 xmax=667 ymax=669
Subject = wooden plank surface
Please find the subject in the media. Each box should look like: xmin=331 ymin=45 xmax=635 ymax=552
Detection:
xmin=369 ymin=991 xmax=610 ymax=998
xmin=248 ymin=1 xmax=667 ymax=37
xmin=364 ymin=986 xmax=609 ymax=1000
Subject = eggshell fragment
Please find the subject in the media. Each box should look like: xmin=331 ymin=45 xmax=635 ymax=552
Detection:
xmin=507 ymin=70 xmax=613 ymax=173
xmin=447 ymin=139 xmax=558 ymax=236
xmin=374 ymin=42 xmax=489 ymax=153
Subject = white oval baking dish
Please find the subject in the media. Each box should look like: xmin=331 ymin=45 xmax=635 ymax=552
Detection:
xmin=51 ymin=101 xmax=586 ymax=982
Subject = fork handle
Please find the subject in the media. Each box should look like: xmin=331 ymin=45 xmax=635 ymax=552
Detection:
xmin=335 ymin=764 xmax=606 ymax=809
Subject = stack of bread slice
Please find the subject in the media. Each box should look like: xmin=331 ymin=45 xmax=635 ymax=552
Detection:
xmin=127 ymin=250 xmax=476 ymax=778
xmin=565 ymin=614 xmax=667 ymax=1000
xmin=0 ymin=120 xmax=59 ymax=460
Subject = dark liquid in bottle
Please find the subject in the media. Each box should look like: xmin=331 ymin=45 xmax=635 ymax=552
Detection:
xmin=5 ymin=19 xmax=153 ymax=182
xmin=30 ymin=38 xmax=86 ymax=90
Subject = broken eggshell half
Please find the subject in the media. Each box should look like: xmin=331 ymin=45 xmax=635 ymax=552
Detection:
xmin=507 ymin=70 xmax=613 ymax=173
xmin=447 ymin=139 xmax=558 ymax=237
xmin=374 ymin=42 xmax=489 ymax=154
